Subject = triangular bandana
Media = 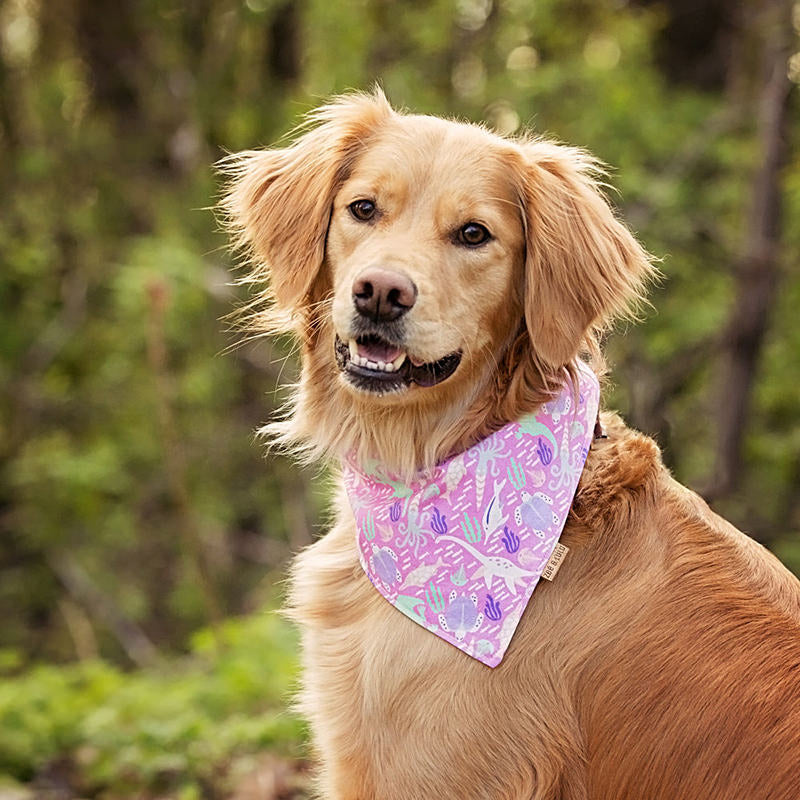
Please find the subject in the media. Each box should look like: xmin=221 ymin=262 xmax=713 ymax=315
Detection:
xmin=343 ymin=360 xmax=600 ymax=667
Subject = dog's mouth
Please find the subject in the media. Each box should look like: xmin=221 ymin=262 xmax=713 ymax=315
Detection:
xmin=335 ymin=334 xmax=462 ymax=393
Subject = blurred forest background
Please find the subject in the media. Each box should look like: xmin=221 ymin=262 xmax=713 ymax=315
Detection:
xmin=1 ymin=0 xmax=798 ymax=797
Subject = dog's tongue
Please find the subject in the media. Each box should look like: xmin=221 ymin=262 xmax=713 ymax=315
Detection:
xmin=357 ymin=340 xmax=404 ymax=363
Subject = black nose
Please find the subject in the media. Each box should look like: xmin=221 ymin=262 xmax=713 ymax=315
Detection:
xmin=352 ymin=268 xmax=417 ymax=322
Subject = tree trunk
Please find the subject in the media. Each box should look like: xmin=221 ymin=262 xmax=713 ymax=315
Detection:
xmin=704 ymin=0 xmax=793 ymax=501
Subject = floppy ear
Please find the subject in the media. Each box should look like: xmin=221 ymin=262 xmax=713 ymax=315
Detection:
xmin=517 ymin=140 xmax=654 ymax=368
xmin=220 ymin=90 xmax=393 ymax=319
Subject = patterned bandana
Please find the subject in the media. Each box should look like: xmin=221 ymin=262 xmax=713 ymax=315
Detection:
xmin=343 ymin=360 xmax=600 ymax=667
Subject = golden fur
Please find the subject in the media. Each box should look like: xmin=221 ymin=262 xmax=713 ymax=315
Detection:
xmin=221 ymin=90 xmax=800 ymax=799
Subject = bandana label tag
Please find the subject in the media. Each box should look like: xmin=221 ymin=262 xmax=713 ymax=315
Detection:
xmin=541 ymin=543 xmax=569 ymax=581
xmin=343 ymin=361 xmax=600 ymax=668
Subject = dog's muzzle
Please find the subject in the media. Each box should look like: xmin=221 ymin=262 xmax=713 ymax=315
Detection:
xmin=335 ymin=333 xmax=462 ymax=394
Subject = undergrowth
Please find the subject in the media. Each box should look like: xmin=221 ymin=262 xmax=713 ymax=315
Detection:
xmin=0 ymin=612 xmax=306 ymax=798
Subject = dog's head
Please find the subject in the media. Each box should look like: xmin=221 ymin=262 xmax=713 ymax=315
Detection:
xmin=221 ymin=90 xmax=653 ymax=473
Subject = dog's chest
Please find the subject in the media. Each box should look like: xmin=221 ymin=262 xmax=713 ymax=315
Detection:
xmin=291 ymin=521 xmax=559 ymax=800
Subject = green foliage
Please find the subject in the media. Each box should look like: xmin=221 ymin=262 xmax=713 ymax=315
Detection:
xmin=0 ymin=612 xmax=305 ymax=797
xmin=1 ymin=0 xmax=796 ymax=666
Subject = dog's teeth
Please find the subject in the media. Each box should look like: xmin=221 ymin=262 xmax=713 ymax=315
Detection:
xmin=346 ymin=341 xmax=406 ymax=373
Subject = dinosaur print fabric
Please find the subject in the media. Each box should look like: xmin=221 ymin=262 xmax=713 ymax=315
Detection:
xmin=343 ymin=360 xmax=600 ymax=668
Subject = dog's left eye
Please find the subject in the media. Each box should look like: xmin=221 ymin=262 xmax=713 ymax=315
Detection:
xmin=457 ymin=222 xmax=491 ymax=247
xmin=349 ymin=199 xmax=377 ymax=221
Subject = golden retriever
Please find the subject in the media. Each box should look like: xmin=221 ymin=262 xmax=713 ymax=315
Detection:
xmin=221 ymin=90 xmax=800 ymax=800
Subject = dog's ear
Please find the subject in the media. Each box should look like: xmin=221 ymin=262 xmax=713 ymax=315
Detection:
xmin=516 ymin=141 xmax=654 ymax=368
xmin=220 ymin=90 xmax=393 ymax=318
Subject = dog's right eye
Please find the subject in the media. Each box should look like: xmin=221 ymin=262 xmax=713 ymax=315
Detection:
xmin=349 ymin=199 xmax=377 ymax=222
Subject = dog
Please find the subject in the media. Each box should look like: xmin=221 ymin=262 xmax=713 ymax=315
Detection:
xmin=221 ymin=90 xmax=800 ymax=799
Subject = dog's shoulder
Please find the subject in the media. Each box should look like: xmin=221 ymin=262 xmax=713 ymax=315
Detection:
xmin=570 ymin=411 xmax=800 ymax=620
xmin=571 ymin=410 xmax=662 ymax=531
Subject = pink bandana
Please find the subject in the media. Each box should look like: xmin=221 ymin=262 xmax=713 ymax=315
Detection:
xmin=343 ymin=361 xmax=600 ymax=667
